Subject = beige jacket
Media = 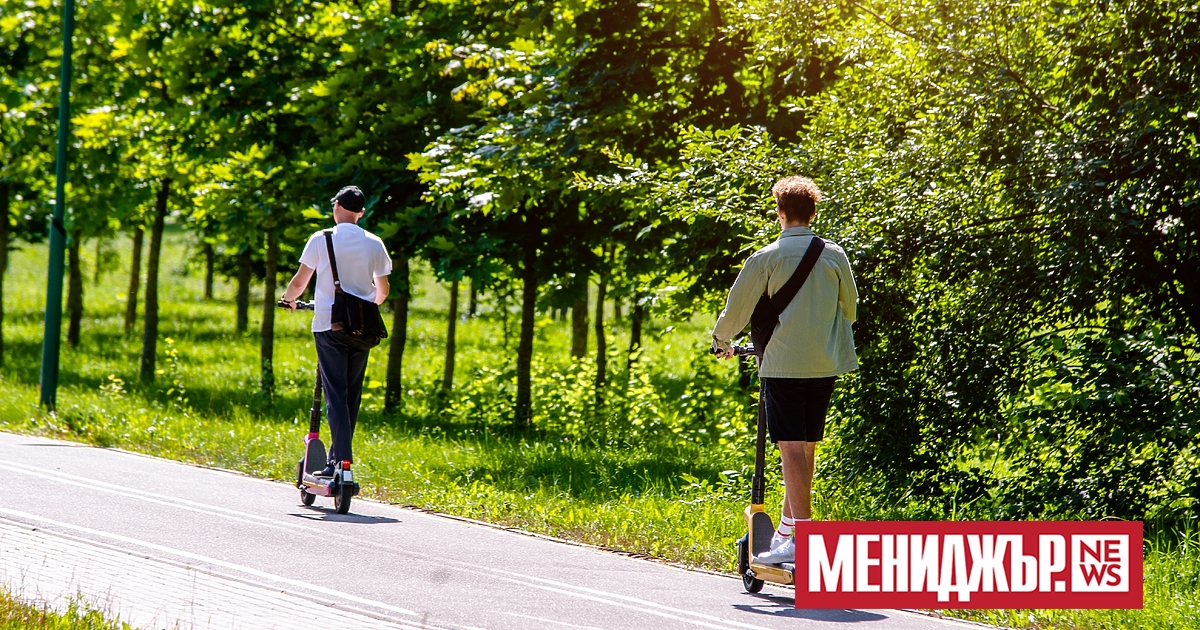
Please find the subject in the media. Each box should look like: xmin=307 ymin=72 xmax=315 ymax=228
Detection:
xmin=712 ymin=227 xmax=859 ymax=378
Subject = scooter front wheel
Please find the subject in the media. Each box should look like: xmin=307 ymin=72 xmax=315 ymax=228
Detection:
xmin=334 ymin=484 xmax=352 ymax=514
xmin=736 ymin=536 xmax=764 ymax=593
xmin=742 ymin=571 xmax=765 ymax=593
xmin=297 ymin=460 xmax=316 ymax=506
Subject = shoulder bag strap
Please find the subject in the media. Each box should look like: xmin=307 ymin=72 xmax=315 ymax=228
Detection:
xmin=769 ymin=236 xmax=825 ymax=314
xmin=322 ymin=230 xmax=344 ymax=294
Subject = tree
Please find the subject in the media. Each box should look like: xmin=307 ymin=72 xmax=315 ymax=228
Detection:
xmin=102 ymin=1 xmax=202 ymax=383
xmin=0 ymin=0 xmax=57 ymax=366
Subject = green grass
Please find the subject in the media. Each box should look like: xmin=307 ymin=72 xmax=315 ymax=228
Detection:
xmin=0 ymin=589 xmax=126 ymax=630
xmin=1 ymin=228 xmax=1198 ymax=629
xmin=955 ymin=529 xmax=1200 ymax=629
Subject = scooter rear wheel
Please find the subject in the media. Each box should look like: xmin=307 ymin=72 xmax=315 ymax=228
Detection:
xmin=334 ymin=484 xmax=352 ymax=514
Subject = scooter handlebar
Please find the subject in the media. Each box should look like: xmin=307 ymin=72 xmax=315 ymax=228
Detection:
xmin=711 ymin=342 xmax=755 ymax=357
xmin=277 ymin=298 xmax=315 ymax=311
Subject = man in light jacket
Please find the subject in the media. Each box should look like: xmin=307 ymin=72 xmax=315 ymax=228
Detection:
xmin=712 ymin=175 xmax=859 ymax=564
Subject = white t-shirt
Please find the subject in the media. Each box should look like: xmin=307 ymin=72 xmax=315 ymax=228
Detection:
xmin=298 ymin=223 xmax=392 ymax=333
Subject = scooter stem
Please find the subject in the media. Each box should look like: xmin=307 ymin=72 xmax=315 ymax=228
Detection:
xmin=751 ymin=386 xmax=767 ymax=506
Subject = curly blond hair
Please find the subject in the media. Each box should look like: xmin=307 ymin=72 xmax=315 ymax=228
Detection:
xmin=771 ymin=176 xmax=823 ymax=224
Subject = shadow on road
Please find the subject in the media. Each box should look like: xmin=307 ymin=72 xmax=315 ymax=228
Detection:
xmin=288 ymin=509 xmax=401 ymax=524
xmin=733 ymin=594 xmax=887 ymax=623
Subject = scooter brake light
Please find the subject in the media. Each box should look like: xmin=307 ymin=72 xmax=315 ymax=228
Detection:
xmin=341 ymin=460 xmax=351 ymax=469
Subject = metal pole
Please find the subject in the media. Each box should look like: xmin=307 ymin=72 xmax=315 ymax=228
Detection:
xmin=40 ymin=0 xmax=75 ymax=410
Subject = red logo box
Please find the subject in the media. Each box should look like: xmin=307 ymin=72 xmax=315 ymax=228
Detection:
xmin=794 ymin=521 xmax=1143 ymax=609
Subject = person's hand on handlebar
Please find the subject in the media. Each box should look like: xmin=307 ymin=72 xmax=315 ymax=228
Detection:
xmin=711 ymin=336 xmax=734 ymax=360
xmin=280 ymin=263 xmax=314 ymax=313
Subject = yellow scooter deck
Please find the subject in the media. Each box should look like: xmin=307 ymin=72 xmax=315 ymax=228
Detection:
xmin=745 ymin=504 xmax=795 ymax=586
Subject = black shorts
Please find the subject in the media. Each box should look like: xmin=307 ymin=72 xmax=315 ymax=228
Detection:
xmin=761 ymin=376 xmax=837 ymax=443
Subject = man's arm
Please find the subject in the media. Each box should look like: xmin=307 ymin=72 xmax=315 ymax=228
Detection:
xmin=836 ymin=250 xmax=858 ymax=323
xmin=711 ymin=256 xmax=766 ymax=357
xmin=374 ymin=274 xmax=390 ymax=305
xmin=281 ymin=264 xmax=315 ymax=311
xmin=373 ymin=240 xmax=393 ymax=305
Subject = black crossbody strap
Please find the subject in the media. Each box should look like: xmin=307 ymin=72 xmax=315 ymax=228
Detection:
xmin=322 ymin=230 xmax=344 ymax=294
xmin=770 ymin=236 xmax=825 ymax=313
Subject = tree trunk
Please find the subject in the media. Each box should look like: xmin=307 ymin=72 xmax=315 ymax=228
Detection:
xmin=385 ymin=256 xmax=410 ymax=413
xmin=236 ymin=247 xmax=251 ymax=332
xmin=443 ymin=278 xmax=458 ymax=391
xmin=594 ymin=272 xmax=608 ymax=411
xmin=67 ymin=230 xmax=83 ymax=348
xmin=514 ymin=244 xmax=538 ymax=429
xmin=468 ymin=278 xmax=478 ymax=317
xmin=571 ymin=293 xmax=588 ymax=359
xmin=140 ymin=178 xmax=170 ymax=382
xmin=260 ymin=231 xmax=278 ymax=396
xmin=627 ymin=297 xmax=644 ymax=372
xmin=614 ymin=299 xmax=622 ymax=322
xmin=203 ymin=242 xmax=214 ymax=300
xmin=0 ymin=182 xmax=8 ymax=367
xmin=124 ymin=227 xmax=143 ymax=334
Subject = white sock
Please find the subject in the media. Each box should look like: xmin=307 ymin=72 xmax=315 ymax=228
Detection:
xmin=776 ymin=514 xmax=796 ymax=537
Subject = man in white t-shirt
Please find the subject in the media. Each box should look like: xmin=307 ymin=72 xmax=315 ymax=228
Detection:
xmin=280 ymin=186 xmax=392 ymax=477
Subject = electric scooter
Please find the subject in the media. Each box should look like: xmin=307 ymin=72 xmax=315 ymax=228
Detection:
xmin=277 ymin=299 xmax=361 ymax=515
xmin=719 ymin=342 xmax=795 ymax=593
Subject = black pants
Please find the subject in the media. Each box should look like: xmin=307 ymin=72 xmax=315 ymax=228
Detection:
xmin=315 ymin=331 xmax=370 ymax=465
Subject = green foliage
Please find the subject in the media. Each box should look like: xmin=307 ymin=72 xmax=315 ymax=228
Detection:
xmin=0 ymin=589 xmax=128 ymax=630
xmin=599 ymin=0 xmax=1200 ymax=527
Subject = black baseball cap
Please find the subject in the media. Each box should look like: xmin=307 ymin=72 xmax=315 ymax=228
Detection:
xmin=331 ymin=185 xmax=365 ymax=212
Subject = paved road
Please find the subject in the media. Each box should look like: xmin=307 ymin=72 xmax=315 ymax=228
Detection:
xmin=0 ymin=432 xmax=984 ymax=630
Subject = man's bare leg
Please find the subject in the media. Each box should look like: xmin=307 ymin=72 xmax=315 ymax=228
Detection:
xmin=779 ymin=441 xmax=817 ymax=519
xmin=755 ymin=441 xmax=817 ymax=562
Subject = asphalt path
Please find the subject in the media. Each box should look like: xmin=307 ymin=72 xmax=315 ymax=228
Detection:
xmin=0 ymin=432 xmax=986 ymax=630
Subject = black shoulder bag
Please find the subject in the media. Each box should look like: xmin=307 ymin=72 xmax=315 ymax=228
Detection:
xmin=748 ymin=236 xmax=825 ymax=362
xmin=323 ymin=230 xmax=388 ymax=351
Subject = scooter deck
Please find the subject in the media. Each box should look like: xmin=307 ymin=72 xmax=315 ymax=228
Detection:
xmin=748 ymin=510 xmax=774 ymax=555
xmin=745 ymin=506 xmax=795 ymax=585
xmin=304 ymin=438 xmax=326 ymax=474
xmin=749 ymin=561 xmax=795 ymax=585
xmin=300 ymin=475 xmax=335 ymax=496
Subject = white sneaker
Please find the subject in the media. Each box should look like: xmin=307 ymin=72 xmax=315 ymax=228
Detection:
xmin=755 ymin=536 xmax=795 ymax=564
xmin=769 ymin=531 xmax=792 ymax=550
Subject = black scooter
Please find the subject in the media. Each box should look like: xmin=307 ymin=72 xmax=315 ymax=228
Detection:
xmin=719 ymin=342 xmax=795 ymax=593
xmin=277 ymin=299 xmax=360 ymax=514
